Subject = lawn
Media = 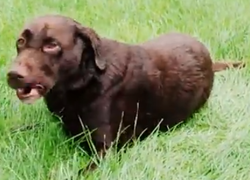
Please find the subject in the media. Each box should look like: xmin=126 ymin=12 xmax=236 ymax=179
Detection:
xmin=1 ymin=0 xmax=250 ymax=179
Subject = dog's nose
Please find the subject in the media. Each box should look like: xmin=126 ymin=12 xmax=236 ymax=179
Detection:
xmin=7 ymin=71 xmax=24 ymax=80
xmin=7 ymin=71 xmax=26 ymax=89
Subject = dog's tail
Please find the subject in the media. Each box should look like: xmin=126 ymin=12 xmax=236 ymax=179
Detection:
xmin=212 ymin=61 xmax=245 ymax=72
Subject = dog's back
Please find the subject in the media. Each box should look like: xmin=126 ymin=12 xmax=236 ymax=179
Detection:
xmin=134 ymin=32 xmax=214 ymax=128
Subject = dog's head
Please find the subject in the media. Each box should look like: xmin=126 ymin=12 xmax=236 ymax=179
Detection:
xmin=6 ymin=14 xmax=106 ymax=104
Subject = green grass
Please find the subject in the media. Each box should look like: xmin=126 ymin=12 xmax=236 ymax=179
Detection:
xmin=1 ymin=0 xmax=250 ymax=179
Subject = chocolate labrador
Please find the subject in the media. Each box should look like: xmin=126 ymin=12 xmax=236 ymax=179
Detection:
xmin=6 ymin=14 xmax=245 ymax=173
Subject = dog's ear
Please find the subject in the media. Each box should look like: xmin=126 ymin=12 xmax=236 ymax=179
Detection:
xmin=74 ymin=23 xmax=106 ymax=71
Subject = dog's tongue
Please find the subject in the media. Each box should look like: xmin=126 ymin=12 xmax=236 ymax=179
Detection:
xmin=16 ymin=88 xmax=40 ymax=99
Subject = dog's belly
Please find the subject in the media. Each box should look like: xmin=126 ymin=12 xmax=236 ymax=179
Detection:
xmin=113 ymin=74 xmax=213 ymax=141
xmin=111 ymin=95 xmax=170 ymax=140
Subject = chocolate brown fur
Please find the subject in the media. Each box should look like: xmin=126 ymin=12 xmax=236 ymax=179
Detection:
xmin=6 ymin=14 xmax=245 ymax=173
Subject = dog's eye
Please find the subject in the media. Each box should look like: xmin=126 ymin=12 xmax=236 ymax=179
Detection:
xmin=16 ymin=38 xmax=26 ymax=48
xmin=42 ymin=42 xmax=61 ymax=55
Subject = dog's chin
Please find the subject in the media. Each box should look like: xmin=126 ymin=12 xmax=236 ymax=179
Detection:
xmin=15 ymin=84 xmax=46 ymax=104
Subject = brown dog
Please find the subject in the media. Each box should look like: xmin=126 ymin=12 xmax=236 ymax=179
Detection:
xmin=6 ymin=14 xmax=244 ymax=173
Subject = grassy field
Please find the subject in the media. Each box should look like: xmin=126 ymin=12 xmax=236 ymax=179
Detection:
xmin=1 ymin=0 xmax=250 ymax=179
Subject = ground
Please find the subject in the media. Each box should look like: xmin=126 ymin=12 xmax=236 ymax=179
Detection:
xmin=0 ymin=0 xmax=250 ymax=179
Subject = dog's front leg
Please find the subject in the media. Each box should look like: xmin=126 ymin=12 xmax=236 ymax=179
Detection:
xmin=79 ymin=101 xmax=113 ymax=174
xmin=84 ymin=125 xmax=113 ymax=171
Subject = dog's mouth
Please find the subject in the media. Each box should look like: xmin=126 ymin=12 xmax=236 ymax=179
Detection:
xmin=16 ymin=84 xmax=46 ymax=104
